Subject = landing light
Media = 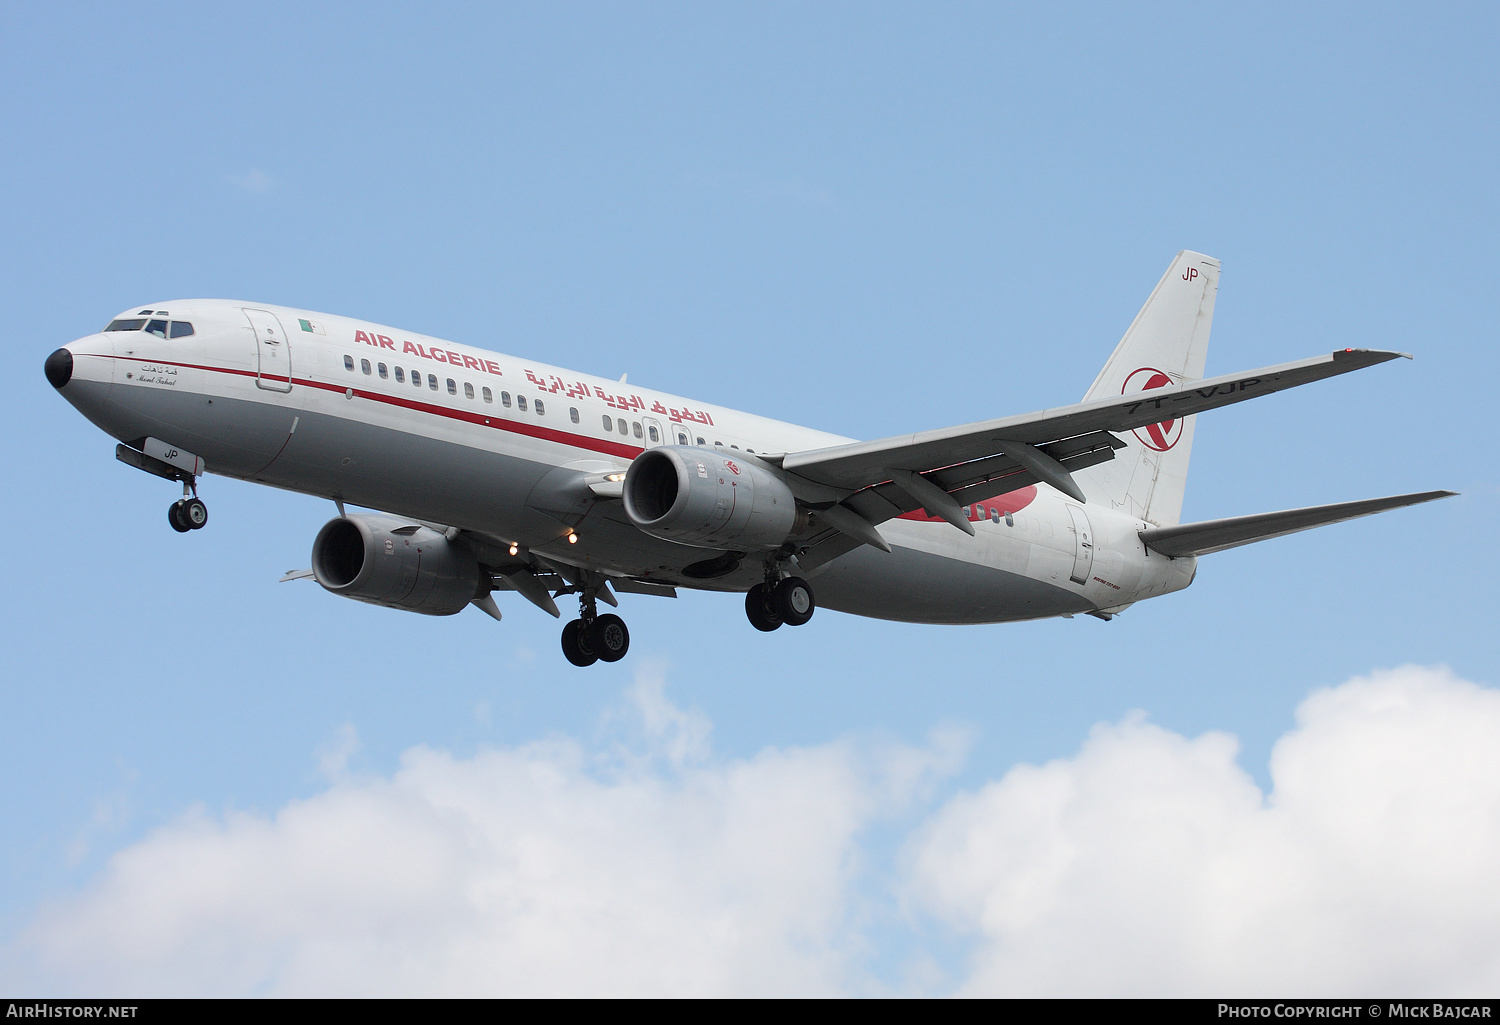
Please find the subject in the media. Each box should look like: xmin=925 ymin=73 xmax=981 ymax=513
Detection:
xmin=567 ymin=533 xmax=579 ymax=544
xmin=606 ymin=473 xmax=626 ymax=482
xmin=508 ymin=543 xmax=519 ymax=556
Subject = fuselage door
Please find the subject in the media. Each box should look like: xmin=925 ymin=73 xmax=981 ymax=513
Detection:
xmin=243 ymin=309 xmax=293 ymax=392
xmin=1066 ymin=505 xmax=1094 ymax=585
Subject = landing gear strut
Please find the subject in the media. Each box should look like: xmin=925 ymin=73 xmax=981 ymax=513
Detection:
xmin=560 ymin=582 xmax=630 ymax=667
xmin=168 ymin=482 xmax=208 ymax=533
xmin=745 ymin=569 xmax=816 ymax=632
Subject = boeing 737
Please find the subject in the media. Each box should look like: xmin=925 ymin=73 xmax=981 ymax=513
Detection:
xmin=44 ymin=252 xmax=1452 ymax=665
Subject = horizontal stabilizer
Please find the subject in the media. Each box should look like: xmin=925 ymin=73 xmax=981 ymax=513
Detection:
xmin=1139 ymin=490 xmax=1456 ymax=558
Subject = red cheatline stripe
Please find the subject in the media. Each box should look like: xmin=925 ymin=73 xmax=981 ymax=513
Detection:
xmin=109 ymin=356 xmax=645 ymax=460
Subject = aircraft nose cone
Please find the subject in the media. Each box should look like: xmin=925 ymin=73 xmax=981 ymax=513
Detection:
xmin=45 ymin=348 xmax=73 ymax=389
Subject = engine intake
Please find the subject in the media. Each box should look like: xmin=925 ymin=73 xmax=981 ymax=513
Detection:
xmin=311 ymin=514 xmax=483 ymax=616
xmin=623 ymin=447 xmax=800 ymax=551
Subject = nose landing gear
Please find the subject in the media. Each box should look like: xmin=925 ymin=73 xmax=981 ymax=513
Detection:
xmin=168 ymin=484 xmax=208 ymax=533
xmin=115 ymin=442 xmax=210 ymax=534
xmin=560 ymin=580 xmax=631 ymax=667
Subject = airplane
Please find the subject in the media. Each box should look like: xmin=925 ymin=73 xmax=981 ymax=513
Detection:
xmin=44 ymin=251 xmax=1453 ymax=666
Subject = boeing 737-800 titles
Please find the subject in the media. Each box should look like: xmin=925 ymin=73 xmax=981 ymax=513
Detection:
xmin=45 ymin=252 xmax=1452 ymax=665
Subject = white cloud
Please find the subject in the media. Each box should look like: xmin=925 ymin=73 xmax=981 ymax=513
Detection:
xmin=906 ymin=665 xmax=1500 ymax=997
xmin=315 ymin=723 xmax=360 ymax=779
xmin=226 ymin=169 xmax=273 ymax=193
xmin=14 ymin=665 xmax=1500 ymax=996
xmin=19 ymin=670 xmax=953 ymax=997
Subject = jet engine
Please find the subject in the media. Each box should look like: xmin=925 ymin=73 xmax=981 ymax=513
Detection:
xmin=623 ymin=446 xmax=804 ymax=551
xmin=311 ymin=514 xmax=484 ymax=616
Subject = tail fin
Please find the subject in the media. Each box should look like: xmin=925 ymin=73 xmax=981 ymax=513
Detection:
xmin=1075 ymin=251 xmax=1220 ymax=526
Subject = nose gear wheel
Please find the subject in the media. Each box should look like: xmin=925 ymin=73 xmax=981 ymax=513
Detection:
xmin=169 ymin=497 xmax=208 ymax=532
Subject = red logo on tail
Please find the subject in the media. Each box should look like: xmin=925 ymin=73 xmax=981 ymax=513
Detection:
xmin=1122 ymin=367 xmax=1183 ymax=451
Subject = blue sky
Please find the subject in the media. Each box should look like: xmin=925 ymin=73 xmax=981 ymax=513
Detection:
xmin=2 ymin=2 xmax=1497 ymax=995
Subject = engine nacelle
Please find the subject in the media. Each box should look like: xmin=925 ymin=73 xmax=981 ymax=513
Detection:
xmin=311 ymin=514 xmax=483 ymax=616
xmin=623 ymin=446 xmax=800 ymax=551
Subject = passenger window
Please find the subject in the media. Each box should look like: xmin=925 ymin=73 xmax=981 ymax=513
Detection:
xmin=378 ymin=363 xmax=388 ymax=379
xmin=632 ymin=422 xmax=642 ymax=439
xmin=395 ymin=367 xmax=405 ymax=383
xmin=747 ymin=448 xmax=755 ymax=454
xmin=517 ymin=395 xmax=527 ymax=412
xmin=414 ymin=372 xmax=424 ymax=388
xmin=696 ymin=436 xmax=705 ymax=445
xmin=648 ymin=425 xmax=659 ymax=442
xmin=447 ymin=378 xmax=457 ymax=395
xmin=535 ymin=400 xmax=545 ymax=416
xmin=104 ymin=319 xmax=146 ymax=332
xmin=1005 ymin=512 xmax=1014 ymax=527
xmin=730 ymin=444 xmax=738 ymax=449
xmin=168 ymin=322 xmax=194 ymax=338
xmin=361 ymin=359 xmax=372 ymax=375
xmin=990 ymin=508 xmax=1001 ymax=524
xmin=714 ymin=441 xmax=723 ymax=447
xmin=619 ymin=420 xmax=629 ymax=436
xmin=603 ymin=415 xmax=614 ymax=431
xmin=677 ymin=432 xmax=688 ymax=445
xmin=344 ymin=355 xmax=354 ymax=371
xmin=464 ymin=382 xmax=474 ymax=399
xmin=482 ymin=387 xmax=492 ymax=403
xmin=428 ymin=374 xmax=438 ymax=390
xmin=502 ymin=391 xmax=512 ymax=408
xmin=570 ymin=407 xmax=579 ymax=424
xmin=145 ymin=319 xmax=168 ymax=338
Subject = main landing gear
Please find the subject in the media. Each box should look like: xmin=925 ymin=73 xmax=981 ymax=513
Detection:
xmin=560 ymin=586 xmax=630 ymax=667
xmin=745 ymin=574 xmax=816 ymax=632
xmin=167 ymin=483 xmax=208 ymax=533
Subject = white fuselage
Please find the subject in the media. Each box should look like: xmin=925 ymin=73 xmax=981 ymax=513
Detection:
xmin=53 ymin=300 xmax=1197 ymax=625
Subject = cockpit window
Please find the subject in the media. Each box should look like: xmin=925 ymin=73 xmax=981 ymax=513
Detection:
xmin=145 ymin=319 xmax=169 ymax=338
xmin=105 ymin=319 xmax=147 ymax=332
xmin=169 ymin=321 xmax=195 ymax=338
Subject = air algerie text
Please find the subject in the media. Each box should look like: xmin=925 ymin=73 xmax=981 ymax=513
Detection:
xmin=353 ymin=330 xmax=504 ymax=379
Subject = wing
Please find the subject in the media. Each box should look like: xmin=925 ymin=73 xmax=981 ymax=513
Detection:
xmin=779 ymin=348 xmax=1408 ymax=569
